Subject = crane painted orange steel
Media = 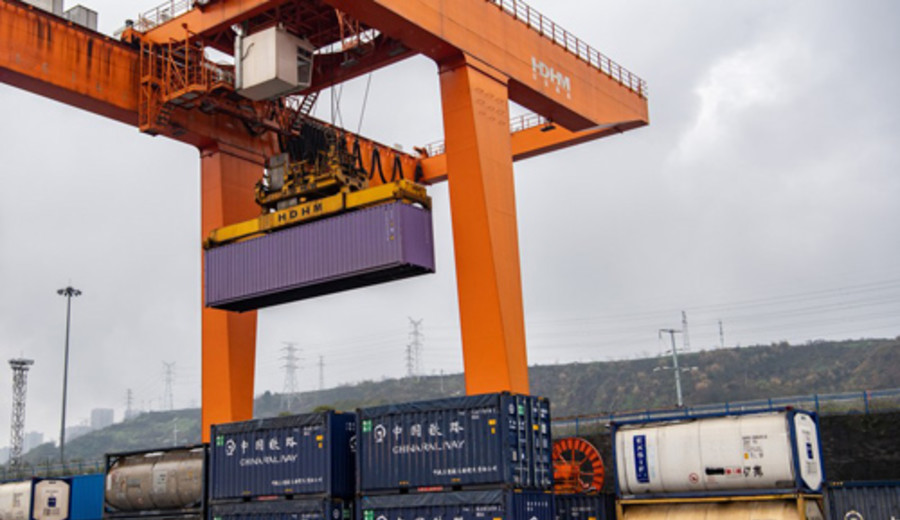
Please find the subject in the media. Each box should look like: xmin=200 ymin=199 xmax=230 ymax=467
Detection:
xmin=0 ymin=0 xmax=649 ymax=441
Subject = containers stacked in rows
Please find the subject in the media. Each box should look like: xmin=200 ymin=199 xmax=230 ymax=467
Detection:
xmin=356 ymin=393 xmax=553 ymax=520
xmin=104 ymin=445 xmax=207 ymax=520
xmin=207 ymin=411 xmax=355 ymax=520
xmin=1 ymin=475 xmax=104 ymax=520
xmin=612 ymin=409 xmax=827 ymax=519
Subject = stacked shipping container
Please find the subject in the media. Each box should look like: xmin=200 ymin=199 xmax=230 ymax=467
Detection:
xmin=356 ymin=393 xmax=553 ymax=520
xmin=207 ymin=412 xmax=356 ymax=520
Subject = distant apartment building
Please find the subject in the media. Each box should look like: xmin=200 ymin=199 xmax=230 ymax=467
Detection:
xmin=23 ymin=431 xmax=44 ymax=453
xmin=65 ymin=425 xmax=93 ymax=441
xmin=91 ymin=408 xmax=115 ymax=430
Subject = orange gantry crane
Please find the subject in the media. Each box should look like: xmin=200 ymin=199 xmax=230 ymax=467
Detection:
xmin=0 ymin=0 xmax=648 ymax=440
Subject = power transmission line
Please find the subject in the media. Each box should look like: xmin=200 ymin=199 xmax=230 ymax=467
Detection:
xmin=281 ymin=342 xmax=301 ymax=411
xmin=654 ymin=328 xmax=696 ymax=408
xmin=719 ymin=319 xmax=726 ymax=349
xmin=125 ymin=388 xmax=134 ymax=419
xmin=162 ymin=362 xmax=175 ymax=411
xmin=318 ymin=355 xmax=325 ymax=391
xmin=407 ymin=318 xmax=423 ymax=378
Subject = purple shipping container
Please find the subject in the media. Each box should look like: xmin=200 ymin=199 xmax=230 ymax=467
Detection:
xmin=205 ymin=202 xmax=434 ymax=312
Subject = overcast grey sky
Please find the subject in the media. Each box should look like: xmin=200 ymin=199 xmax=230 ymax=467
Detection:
xmin=1 ymin=0 xmax=899 ymax=446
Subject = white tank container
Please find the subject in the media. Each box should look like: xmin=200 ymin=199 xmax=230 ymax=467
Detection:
xmin=0 ymin=482 xmax=33 ymax=520
xmin=615 ymin=410 xmax=823 ymax=496
xmin=105 ymin=447 xmax=204 ymax=512
xmin=31 ymin=480 xmax=70 ymax=520
xmin=0 ymin=480 xmax=71 ymax=520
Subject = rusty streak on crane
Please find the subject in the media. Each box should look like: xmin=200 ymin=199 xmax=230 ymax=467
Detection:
xmin=0 ymin=0 xmax=648 ymax=441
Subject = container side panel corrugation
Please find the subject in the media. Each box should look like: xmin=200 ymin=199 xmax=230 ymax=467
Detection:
xmin=69 ymin=475 xmax=104 ymax=520
xmin=359 ymin=490 xmax=553 ymax=520
xmin=209 ymin=412 xmax=355 ymax=500
xmin=208 ymin=498 xmax=351 ymax=520
xmin=205 ymin=203 xmax=434 ymax=312
xmin=613 ymin=410 xmax=824 ymax=497
xmin=357 ymin=393 xmax=551 ymax=493
xmin=826 ymin=481 xmax=900 ymax=520
xmin=554 ymin=494 xmax=616 ymax=520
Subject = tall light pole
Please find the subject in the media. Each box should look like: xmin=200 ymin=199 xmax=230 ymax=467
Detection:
xmin=57 ymin=285 xmax=81 ymax=466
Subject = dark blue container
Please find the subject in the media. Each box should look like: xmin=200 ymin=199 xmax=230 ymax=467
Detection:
xmin=69 ymin=475 xmax=104 ymax=520
xmin=826 ymin=481 xmax=900 ymax=520
xmin=358 ymin=490 xmax=553 ymax=520
xmin=209 ymin=498 xmax=352 ymax=520
xmin=357 ymin=393 xmax=551 ymax=493
xmin=553 ymin=494 xmax=616 ymax=520
xmin=210 ymin=412 xmax=356 ymax=500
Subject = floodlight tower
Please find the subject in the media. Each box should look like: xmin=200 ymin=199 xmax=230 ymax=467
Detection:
xmin=8 ymin=358 xmax=35 ymax=467
xmin=57 ymin=285 xmax=82 ymax=465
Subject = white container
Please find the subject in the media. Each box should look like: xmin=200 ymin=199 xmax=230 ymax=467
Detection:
xmin=236 ymin=26 xmax=314 ymax=100
xmin=64 ymin=6 xmax=99 ymax=31
xmin=0 ymin=480 xmax=71 ymax=520
xmin=21 ymin=0 xmax=64 ymax=15
xmin=32 ymin=480 xmax=70 ymax=520
xmin=0 ymin=482 xmax=33 ymax=520
xmin=615 ymin=410 xmax=824 ymax=496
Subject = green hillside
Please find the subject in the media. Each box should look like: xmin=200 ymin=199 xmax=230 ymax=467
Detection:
xmin=12 ymin=337 xmax=900 ymax=468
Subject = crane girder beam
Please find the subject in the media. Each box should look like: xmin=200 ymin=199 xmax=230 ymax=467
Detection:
xmin=140 ymin=0 xmax=648 ymax=132
xmin=418 ymin=120 xmax=644 ymax=184
xmin=0 ymin=0 xmax=620 ymax=183
xmin=321 ymin=0 xmax=649 ymax=132
xmin=0 ymin=0 xmax=139 ymax=125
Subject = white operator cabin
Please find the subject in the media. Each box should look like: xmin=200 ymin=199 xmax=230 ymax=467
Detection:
xmin=236 ymin=25 xmax=315 ymax=101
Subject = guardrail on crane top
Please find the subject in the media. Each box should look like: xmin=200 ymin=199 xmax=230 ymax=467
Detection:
xmin=485 ymin=0 xmax=648 ymax=98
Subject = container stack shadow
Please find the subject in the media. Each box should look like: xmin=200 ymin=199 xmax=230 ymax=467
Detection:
xmin=355 ymin=393 xmax=553 ymax=520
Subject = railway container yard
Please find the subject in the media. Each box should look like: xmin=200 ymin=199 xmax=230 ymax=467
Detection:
xmin=0 ymin=1 xmax=897 ymax=520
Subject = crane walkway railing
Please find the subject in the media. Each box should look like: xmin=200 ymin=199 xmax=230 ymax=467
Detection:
xmin=135 ymin=0 xmax=195 ymax=31
xmin=485 ymin=0 xmax=648 ymax=98
xmin=421 ymin=113 xmax=548 ymax=157
xmin=552 ymin=387 xmax=900 ymax=436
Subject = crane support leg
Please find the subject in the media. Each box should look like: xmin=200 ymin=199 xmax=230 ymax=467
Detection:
xmin=439 ymin=55 xmax=530 ymax=395
xmin=200 ymin=146 xmax=264 ymax=441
